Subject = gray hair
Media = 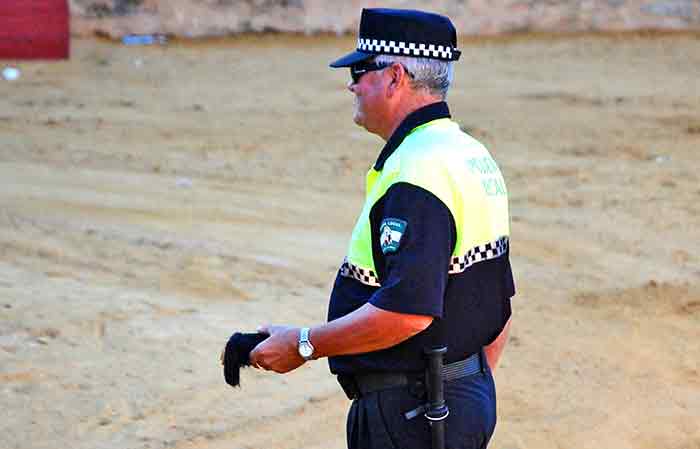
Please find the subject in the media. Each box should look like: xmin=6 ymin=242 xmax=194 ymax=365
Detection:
xmin=375 ymin=54 xmax=454 ymax=99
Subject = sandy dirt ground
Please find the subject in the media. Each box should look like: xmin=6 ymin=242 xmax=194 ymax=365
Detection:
xmin=1 ymin=32 xmax=699 ymax=449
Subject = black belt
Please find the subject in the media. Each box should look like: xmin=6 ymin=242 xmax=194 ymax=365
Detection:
xmin=337 ymin=351 xmax=485 ymax=401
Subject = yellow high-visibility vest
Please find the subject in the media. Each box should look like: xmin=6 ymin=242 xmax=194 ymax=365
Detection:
xmin=340 ymin=118 xmax=510 ymax=287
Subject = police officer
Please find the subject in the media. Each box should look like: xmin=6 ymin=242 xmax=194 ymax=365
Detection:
xmin=248 ymin=8 xmax=515 ymax=449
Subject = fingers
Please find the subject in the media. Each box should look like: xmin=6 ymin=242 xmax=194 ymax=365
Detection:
xmin=249 ymin=346 xmax=265 ymax=370
xmin=227 ymin=325 xmax=295 ymax=373
xmin=251 ymin=359 xmax=267 ymax=371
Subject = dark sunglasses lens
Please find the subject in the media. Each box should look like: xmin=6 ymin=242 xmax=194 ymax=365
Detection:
xmin=350 ymin=66 xmax=366 ymax=84
xmin=350 ymin=62 xmax=379 ymax=84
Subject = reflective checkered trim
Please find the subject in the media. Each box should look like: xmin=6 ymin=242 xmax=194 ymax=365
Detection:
xmin=448 ymin=237 xmax=509 ymax=274
xmin=340 ymin=237 xmax=508 ymax=287
xmin=357 ymin=38 xmax=455 ymax=60
xmin=339 ymin=258 xmax=380 ymax=287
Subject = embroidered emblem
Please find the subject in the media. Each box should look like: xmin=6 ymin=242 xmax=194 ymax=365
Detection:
xmin=380 ymin=218 xmax=407 ymax=254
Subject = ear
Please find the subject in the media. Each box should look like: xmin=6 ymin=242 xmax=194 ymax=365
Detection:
xmin=385 ymin=63 xmax=408 ymax=99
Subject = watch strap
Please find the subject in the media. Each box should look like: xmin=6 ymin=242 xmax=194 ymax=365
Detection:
xmin=300 ymin=327 xmax=310 ymax=344
xmin=298 ymin=327 xmax=314 ymax=361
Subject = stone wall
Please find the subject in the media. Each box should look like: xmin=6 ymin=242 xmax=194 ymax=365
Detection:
xmin=70 ymin=0 xmax=700 ymax=38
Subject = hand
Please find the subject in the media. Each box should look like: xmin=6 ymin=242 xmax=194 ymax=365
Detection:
xmin=249 ymin=325 xmax=306 ymax=374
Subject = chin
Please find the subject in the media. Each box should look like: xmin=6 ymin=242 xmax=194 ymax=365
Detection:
xmin=352 ymin=111 xmax=364 ymax=128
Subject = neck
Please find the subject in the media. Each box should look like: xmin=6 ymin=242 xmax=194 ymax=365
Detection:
xmin=377 ymin=94 xmax=444 ymax=141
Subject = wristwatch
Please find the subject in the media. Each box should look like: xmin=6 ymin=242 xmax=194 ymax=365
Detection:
xmin=298 ymin=327 xmax=315 ymax=361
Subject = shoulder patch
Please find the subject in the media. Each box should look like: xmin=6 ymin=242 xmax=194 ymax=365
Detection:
xmin=380 ymin=218 xmax=407 ymax=254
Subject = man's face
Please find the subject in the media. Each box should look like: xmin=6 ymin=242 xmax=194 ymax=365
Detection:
xmin=347 ymin=61 xmax=389 ymax=135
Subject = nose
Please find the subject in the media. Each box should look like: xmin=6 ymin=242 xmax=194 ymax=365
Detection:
xmin=347 ymin=80 xmax=355 ymax=92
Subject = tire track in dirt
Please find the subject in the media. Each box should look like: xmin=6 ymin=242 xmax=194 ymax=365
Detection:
xmin=172 ymin=392 xmax=348 ymax=449
xmin=573 ymin=280 xmax=700 ymax=318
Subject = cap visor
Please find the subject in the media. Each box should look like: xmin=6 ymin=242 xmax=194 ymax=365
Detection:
xmin=329 ymin=50 xmax=373 ymax=68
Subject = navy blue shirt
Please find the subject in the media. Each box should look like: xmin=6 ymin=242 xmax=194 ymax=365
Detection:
xmin=327 ymin=102 xmax=515 ymax=375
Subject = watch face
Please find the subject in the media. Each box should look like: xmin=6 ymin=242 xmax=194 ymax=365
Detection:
xmin=299 ymin=342 xmax=313 ymax=358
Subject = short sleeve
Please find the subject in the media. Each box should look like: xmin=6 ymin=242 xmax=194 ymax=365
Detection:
xmin=368 ymin=182 xmax=456 ymax=317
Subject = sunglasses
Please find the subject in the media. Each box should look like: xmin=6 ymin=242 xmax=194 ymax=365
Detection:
xmin=349 ymin=61 xmax=415 ymax=85
xmin=350 ymin=61 xmax=389 ymax=84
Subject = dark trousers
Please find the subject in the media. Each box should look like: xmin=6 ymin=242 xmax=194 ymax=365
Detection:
xmin=346 ymin=368 xmax=496 ymax=449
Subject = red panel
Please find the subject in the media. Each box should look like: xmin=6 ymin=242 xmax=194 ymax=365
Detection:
xmin=0 ymin=0 xmax=70 ymax=59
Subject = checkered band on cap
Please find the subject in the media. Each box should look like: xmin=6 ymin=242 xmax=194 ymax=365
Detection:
xmin=357 ymin=38 xmax=455 ymax=60
xmin=339 ymin=258 xmax=380 ymax=287
xmin=448 ymin=237 xmax=509 ymax=274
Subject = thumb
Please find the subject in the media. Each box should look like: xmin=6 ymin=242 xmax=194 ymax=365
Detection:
xmin=249 ymin=345 xmax=261 ymax=368
xmin=256 ymin=324 xmax=270 ymax=335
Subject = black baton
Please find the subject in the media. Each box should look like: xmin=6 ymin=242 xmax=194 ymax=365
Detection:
xmin=425 ymin=347 xmax=449 ymax=449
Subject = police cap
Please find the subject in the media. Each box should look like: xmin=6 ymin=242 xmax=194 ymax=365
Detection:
xmin=330 ymin=8 xmax=461 ymax=68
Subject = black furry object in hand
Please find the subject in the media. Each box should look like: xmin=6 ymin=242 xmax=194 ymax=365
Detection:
xmin=223 ymin=332 xmax=268 ymax=387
